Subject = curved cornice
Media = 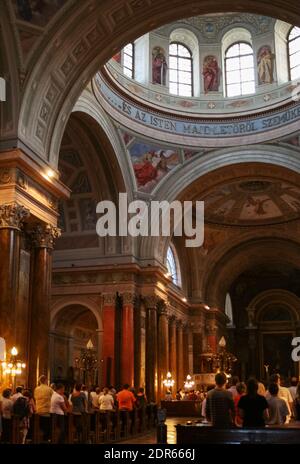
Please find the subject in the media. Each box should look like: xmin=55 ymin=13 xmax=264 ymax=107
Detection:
xmin=94 ymin=72 xmax=300 ymax=149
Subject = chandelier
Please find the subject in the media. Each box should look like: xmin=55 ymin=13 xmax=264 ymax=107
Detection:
xmin=184 ymin=374 xmax=195 ymax=390
xmin=163 ymin=371 xmax=175 ymax=388
xmin=1 ymin=347 xmax=26 ymax=389
xmin=74 ymin=339 xmax=98 ymax=386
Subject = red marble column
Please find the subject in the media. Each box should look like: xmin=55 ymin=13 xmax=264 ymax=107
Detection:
xmin=28 ymin=224 xmax=60 ymax=389
xmin=206 ymin=318 xmax=218 ymax=354
xmin=168 ymin=316 xmax=177 ymax=395
xmin=133 ymin=296 xmax=142 ymax=389
xmin=158 ymin=302 xmax=169 ymax=400
xmin=102 ymin=294 xmax=116 ymax=387
xmin=0 ymin=203 xmax=29 ymax=352
xmin=145 ymin=296 xmax=158 ymax=403
xmin=121 ymin=292 xmax=135 ymax=387
xmin=176 ymin=320 xmax=184 ymax=391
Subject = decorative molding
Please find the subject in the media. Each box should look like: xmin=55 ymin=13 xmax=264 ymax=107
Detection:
xmin=0 ymin=203 xmax=30 ymax=230
xmin=122 ymin=291 xmax=136 ymax=305
xmin=30 ymin=223 xmax=61 ymax=248
xmin=0 ymin=168 xmax=12 ymax=185
xmin=205 ymin=318 xmax=218 ymax=335
xmin=103 ymin=293 xmax=116 ymax=306
xmin=143 ymin=295 xmax=160 ymax=310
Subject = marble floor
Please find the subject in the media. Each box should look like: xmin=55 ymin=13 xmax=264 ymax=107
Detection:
xmin=120 ymin=417 xmax=192 ymax=444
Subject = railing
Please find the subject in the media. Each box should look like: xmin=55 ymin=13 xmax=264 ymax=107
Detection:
xmin=0 ymin=404 xmax=157 ymax=444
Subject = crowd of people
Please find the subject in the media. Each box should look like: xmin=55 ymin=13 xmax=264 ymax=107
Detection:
xmin=1 ymin=372 xmax=300 ymax=443
xmin=0 ymin=376 xmax=149 ymax=444
xmin=201 ymin=373 xmax=300 ymax=427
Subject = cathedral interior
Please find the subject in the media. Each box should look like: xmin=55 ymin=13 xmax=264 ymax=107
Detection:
xmin=1 ymin=0 xmax=300 ymax=446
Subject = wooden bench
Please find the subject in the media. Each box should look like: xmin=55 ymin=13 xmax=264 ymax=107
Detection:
xmin=176 ymin=424 xmax=300 ymax=444
xmin=3 ymin=405 xmax=158 ymax=444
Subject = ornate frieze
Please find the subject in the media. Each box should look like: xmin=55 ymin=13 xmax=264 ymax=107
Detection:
xmin=0 ymin=203 xmax=30 ymax=230
xmin=30 ymin=224 xmax=61 ymax=249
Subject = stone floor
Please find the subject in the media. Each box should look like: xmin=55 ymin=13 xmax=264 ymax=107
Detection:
xmin=120 ymin=417 xmax=192 ymax=444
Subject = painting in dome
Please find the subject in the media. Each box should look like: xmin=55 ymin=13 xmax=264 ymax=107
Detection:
xmin=203 ymin=55 xmax=221 ymax=93
xmin=184 ymin=149 xmax=201 ymax=160
xmin=152 ymin=46 xmax=168 ymax=85
xmin=257 ymin=45 xmax=275 ymax=84
xmin=129 ymin=141 xmax=179 ymax=193
xmin=112 ymin=51 xmax=121 ymax=64
xmin=14 ymin=0 xmax=67 ymax=27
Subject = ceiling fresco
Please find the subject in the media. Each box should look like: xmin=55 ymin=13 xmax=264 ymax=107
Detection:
xmin=203 ymin=179 xmax=300 ymax=226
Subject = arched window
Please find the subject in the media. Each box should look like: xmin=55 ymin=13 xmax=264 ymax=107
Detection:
xmin=225 ymin=42 xmax=255 ymax=97
xmin=166 ymin=245 xmax=181 ymax=287
xmin=123 ymin=43 xmax=134 ymax=79
xmin=169 ymin=42 xmax=193 ymax=97
xmin=288 ymin=26 xmax=300 ymax=80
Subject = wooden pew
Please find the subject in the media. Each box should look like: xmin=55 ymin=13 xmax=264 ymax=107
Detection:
xmin=176 ymin=424 xmax=300 ymax=444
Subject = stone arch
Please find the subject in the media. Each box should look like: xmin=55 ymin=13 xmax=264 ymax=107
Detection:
xmin=203 ymin=237 xmax=300 ymax=309
xmin=16 ymin=1 xmax=300 ymax=166
xmin=51 ymin=297 xmax=103 ymax=331
xmin=139 ymin=150 xmax=300 ymax=264
xmin=248 ymin=289 xmax=300 ymax=324
xmin=50 ymin=298 xmax=103 ymax=383
xmin=72 ymin=90 xmax=135 ymax=200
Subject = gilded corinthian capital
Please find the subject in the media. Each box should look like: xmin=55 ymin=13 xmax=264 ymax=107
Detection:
xmin=0 ymin=203 xmax=30 ymax=229
xmin=31 ymin=223 xmax=61 ymax=249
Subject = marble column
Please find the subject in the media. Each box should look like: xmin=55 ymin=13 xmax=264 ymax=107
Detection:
xmin=145 ymin=296 xmax=158 ymax=403
xmin=133 ymin=296 xmax=142 ymax=389
xmin=176 ymin=320 xmax=184 ymax=390
xmin=183 ymin=324 xmax=190 ymax=378
xmin=158 ymin=301 xmax=169 ymax=400
xmin=102 ymin=293 xmax=116 ymax=387
xmin=0 ymin=203 xmax=29 ymax=352
xmin=28 ymin=224 xmax=60 ymax=388
xmin=168 ymin=316 xmax=177 ymax=395
xmin=121 ymin=292 xmax=135 ymax=387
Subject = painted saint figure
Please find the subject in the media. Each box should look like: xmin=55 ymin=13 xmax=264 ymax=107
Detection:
xmin=257 ymin=46 xmax=274 ymax=84
xmin=203 ymin=55 xmax=221 ymax=93
xmin=152 ymin=46 xmax=168 ymax=85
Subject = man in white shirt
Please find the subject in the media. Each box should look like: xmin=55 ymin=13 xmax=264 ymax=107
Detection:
xmin=90 ymin=387 xmax=102 ymax=409
xmin=50 ymin=384 xmax=67 ymax=443
xmin=11 ymin=386 xmax=23 ymax=403
xmin=99 ymin=388 xmax=114 ymax=410
xmin=266 ymin=374 xmax=293 ymax=423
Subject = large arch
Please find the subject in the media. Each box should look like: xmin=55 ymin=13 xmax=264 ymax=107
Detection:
xmin=13 ymin=1 xmax=300 ymax=167
xmin=203 ymin=237 xmax=300 ymax=308
xmin=139 ymin=153 xmax=300 ymax=264
xmin=50 ymin=298 xmax=103 ymax=385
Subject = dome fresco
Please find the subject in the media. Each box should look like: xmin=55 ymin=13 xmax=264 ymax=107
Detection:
xmin=106 ymin=13 xmax=300 ymax=117
xmin=203 ymin=179 xmax=300 ymax=226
